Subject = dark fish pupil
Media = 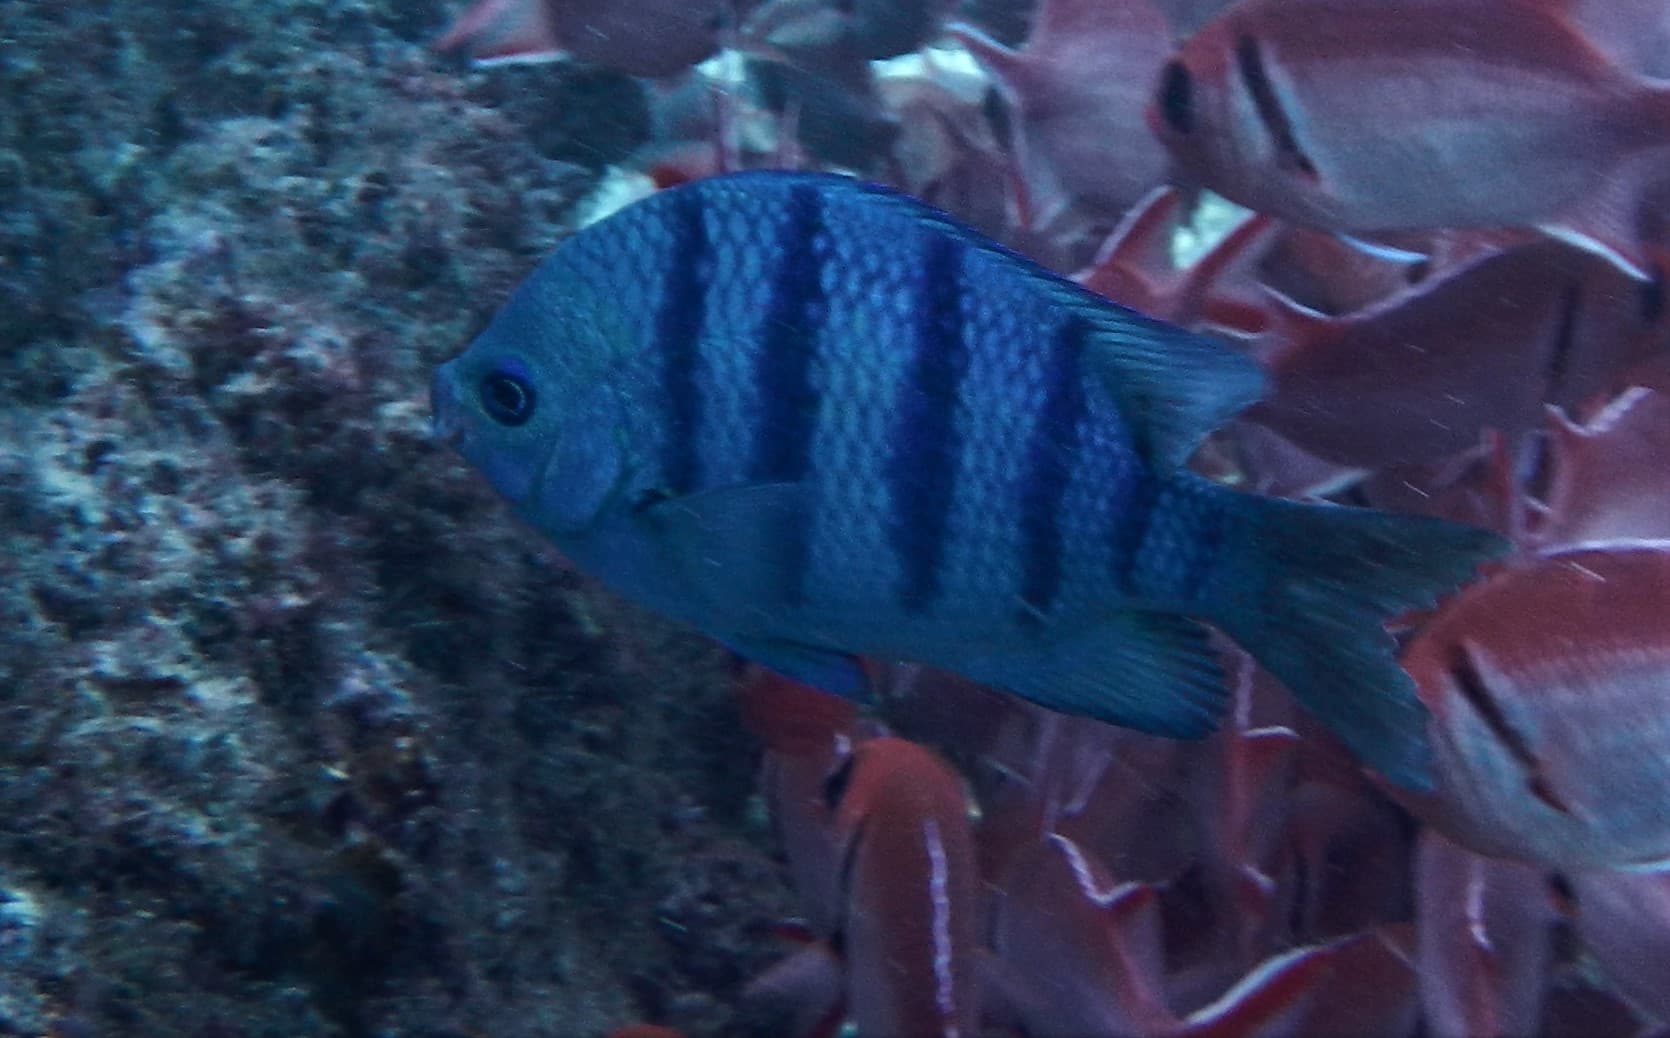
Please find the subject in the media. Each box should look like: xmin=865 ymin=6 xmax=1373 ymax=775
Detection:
xmin=822 ymin=756 xmax=855 ymax=811
xmin=480 ymin=371 xmax=535 ymax=426
xmin=1159 ymin=61 xmax=1194 ymax=135
xmin=1641 ymin=264 xmax=1665 ymax=324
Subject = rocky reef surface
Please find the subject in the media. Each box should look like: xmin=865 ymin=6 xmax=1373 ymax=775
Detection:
xmin=0 ymin=2 xmax=788 ymax=1034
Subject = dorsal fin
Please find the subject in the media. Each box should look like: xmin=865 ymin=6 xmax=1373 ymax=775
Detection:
xmin=1060 ymin=285 xmax=1267 ymax=469
xmin=799 ymin=172 xmax=1269 ymax=470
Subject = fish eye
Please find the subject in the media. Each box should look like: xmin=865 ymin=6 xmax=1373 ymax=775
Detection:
xmin=1159 ymin=61 xmax=1194 ymax=135
xmin=479 ymin=369 xmax=536 ymax=426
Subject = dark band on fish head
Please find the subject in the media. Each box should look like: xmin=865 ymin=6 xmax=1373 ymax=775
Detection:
xmin=1016 ymin=313 xmax=1089 ymax=624
xmin=750 ymin=182 xmax=829 ymax=604
xmin=1234 ymin=35 xmax=1317 ymax=179
xmin=889 ymin=229 xmax=969 ymax=613
xmin=655 ymin=187 xmax=712 ymax=495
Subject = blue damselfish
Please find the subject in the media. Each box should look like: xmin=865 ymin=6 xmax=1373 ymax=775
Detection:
xmin=431 ymin=171 xmax=1507 ymax=790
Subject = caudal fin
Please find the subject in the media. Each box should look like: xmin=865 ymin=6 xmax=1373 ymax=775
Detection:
xmin=1211 ymin=495 xmax=1509 ymax=790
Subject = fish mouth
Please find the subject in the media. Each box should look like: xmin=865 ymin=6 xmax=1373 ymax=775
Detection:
xmin=430 ymin=364 xmax=466 ymax=448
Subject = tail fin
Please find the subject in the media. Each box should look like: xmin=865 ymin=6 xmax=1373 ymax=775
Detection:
xmin=1209 ymin=495 xmax=1509 ymax=790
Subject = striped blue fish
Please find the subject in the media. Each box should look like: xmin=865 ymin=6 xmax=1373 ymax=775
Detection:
xmin=430 ymin=171 xmax=1507 ymax=790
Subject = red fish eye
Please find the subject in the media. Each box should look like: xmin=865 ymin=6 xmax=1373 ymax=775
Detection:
xmin=480 ymin=371 xmax=536 ymax=427
xmin=1158 ymin=61 xmax=1194 ymax=135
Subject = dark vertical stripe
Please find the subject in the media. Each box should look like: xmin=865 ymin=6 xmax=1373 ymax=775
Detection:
xmin=1545 ymin=283 xmax=1580 ymax=399
xmin=751 ymin=183 xmax=826 ymax=482
xmin=889 ymin=232 xmax=967 ymax=612
xmin=1235 ymin=35 xmax=1315 ymax=178
xmin=656 ymin=189 xmax=709 ymax=494
xmin=1178 ymin=490 xmax=1224 ymax=605
xmin=1017 ymin=315 xmax=1088 ymax=622
xmin=750 ymin=183 xmax=827 ymax=604
xmin=1110 ymin=471 xmax=1159 ymax=594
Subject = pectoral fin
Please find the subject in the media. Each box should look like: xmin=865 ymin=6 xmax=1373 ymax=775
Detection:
xmin=639 ymin=481 xmax=814 ymax=608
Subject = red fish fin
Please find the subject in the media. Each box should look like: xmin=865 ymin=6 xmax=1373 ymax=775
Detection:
xmin=1076 ymin=185 xmax=1184 ymax=312
xmin=1535 ymin=388 xmax=1670 ymax=547
xmin=1292 ymin=928 xmax=1420 ymax=1038
xmin=435 ymin=0 xmax=563 ymax=65
xmin=1416 ymin=830 xmax=1556 ymax=1038
xmin=1539 ymin=169 xmax=1651 ymax=281
xmin=1178 ymin=943 xmax=1336 ymax=1038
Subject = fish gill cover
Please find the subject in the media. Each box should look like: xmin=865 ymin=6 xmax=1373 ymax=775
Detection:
xmin=1 ymin=0 xmax=1668 ymax=1036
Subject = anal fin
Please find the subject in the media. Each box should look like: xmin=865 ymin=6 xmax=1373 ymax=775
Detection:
xmin=725 ymin=635 xmax=870 ymax=700
xmin=957 ymin=612 xmax=1228 ymax=738
xmin=1538 ymin=164 xmax=1652 ymax=282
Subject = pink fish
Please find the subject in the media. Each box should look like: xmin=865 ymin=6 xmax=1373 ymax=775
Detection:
xmin=1565 ymin=0 xmax=1670 ymax=78
xmin=740 ymin=674 xmax=979 ymax=1037
xmin=435 ymin=0 xmax=729 ymax=77
xmin=1414 ymin=830 xmax=1554 ymax=1038
xmin=987 ymin=832 xmax=1350 ymax=1038
xmin=746 ymin=0 xmax=956 ymax=63
xmin=1360 ymin=380 xmax=1670 ymax=555
xmin=1399 ymin=544 xmax=1670 ymax=870
xmin=1190 ymin=651 xmax=1300 ymax=959
xmin=880 ymin=70 xmax=1018 ymax=246
xmin=1148 ymin=0 xmax=1670 ymax=278
xmin=1245 ymin=240 xmax=1667 ymax=470
xmin=830 ymin=737 xmax=980 ymax=1038
xmin=738 ymin=668 xmax=859 ymax=936
xmin=985 ymin=843 xmax=1178 ymax=1037
xmin=1571 ymin=870 xmax=1670 ymax=1023
xmin=955 ymin=0 xmax=1174 ymax=229
xmin=1075 ymin=185 xmax=1275 ymax=330
xmin=1533 ymin=386 xmax=1670 ymax=548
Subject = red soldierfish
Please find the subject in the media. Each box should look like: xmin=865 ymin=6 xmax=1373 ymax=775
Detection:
xmin=954 ymin=0 xmax=1175 ymax=228
xmin=830 ymin=738 xmax=980 ymax=1038
xmin=1400 ymin=543 xmax=1670 ymax=870
xmin=1245 ymin=240 xmax=1662 ymax=470
xmin=1149 ymin=0 xmax=1670 ymax=278
xmin=739 ymin=670 xmax=979 ymax=1037
xmin=434 ymin=0 xmax=728 ymax=77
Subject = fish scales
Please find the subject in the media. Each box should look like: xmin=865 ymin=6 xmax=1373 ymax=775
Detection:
xmin=685 ymin=187 xmax=773 ymax=495
xmin=1014 ymin=313 xmax=1089 ymax=621
xmin=934 ymin=248 xmax=1057 ymax=627
xmin=554 ymin=197 xmax=693 ymax=498
xmin=887 ymin=229 xmax=967 ymax=614
xmin=799 ymin=183 xmax=919 ymax=614
xmin=433 ymin=171 xmax=1510 ymax=790
xmin=652 ymin=187 xmax=708 ymax=495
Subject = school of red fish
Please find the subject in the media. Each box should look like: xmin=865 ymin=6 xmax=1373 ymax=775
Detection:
xmin=436 ymin=0 xmax=1670 ymax=1034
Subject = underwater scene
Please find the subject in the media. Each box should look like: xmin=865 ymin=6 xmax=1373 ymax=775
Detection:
xmin=4 ymin=0 xmax=1669 ymax=1035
